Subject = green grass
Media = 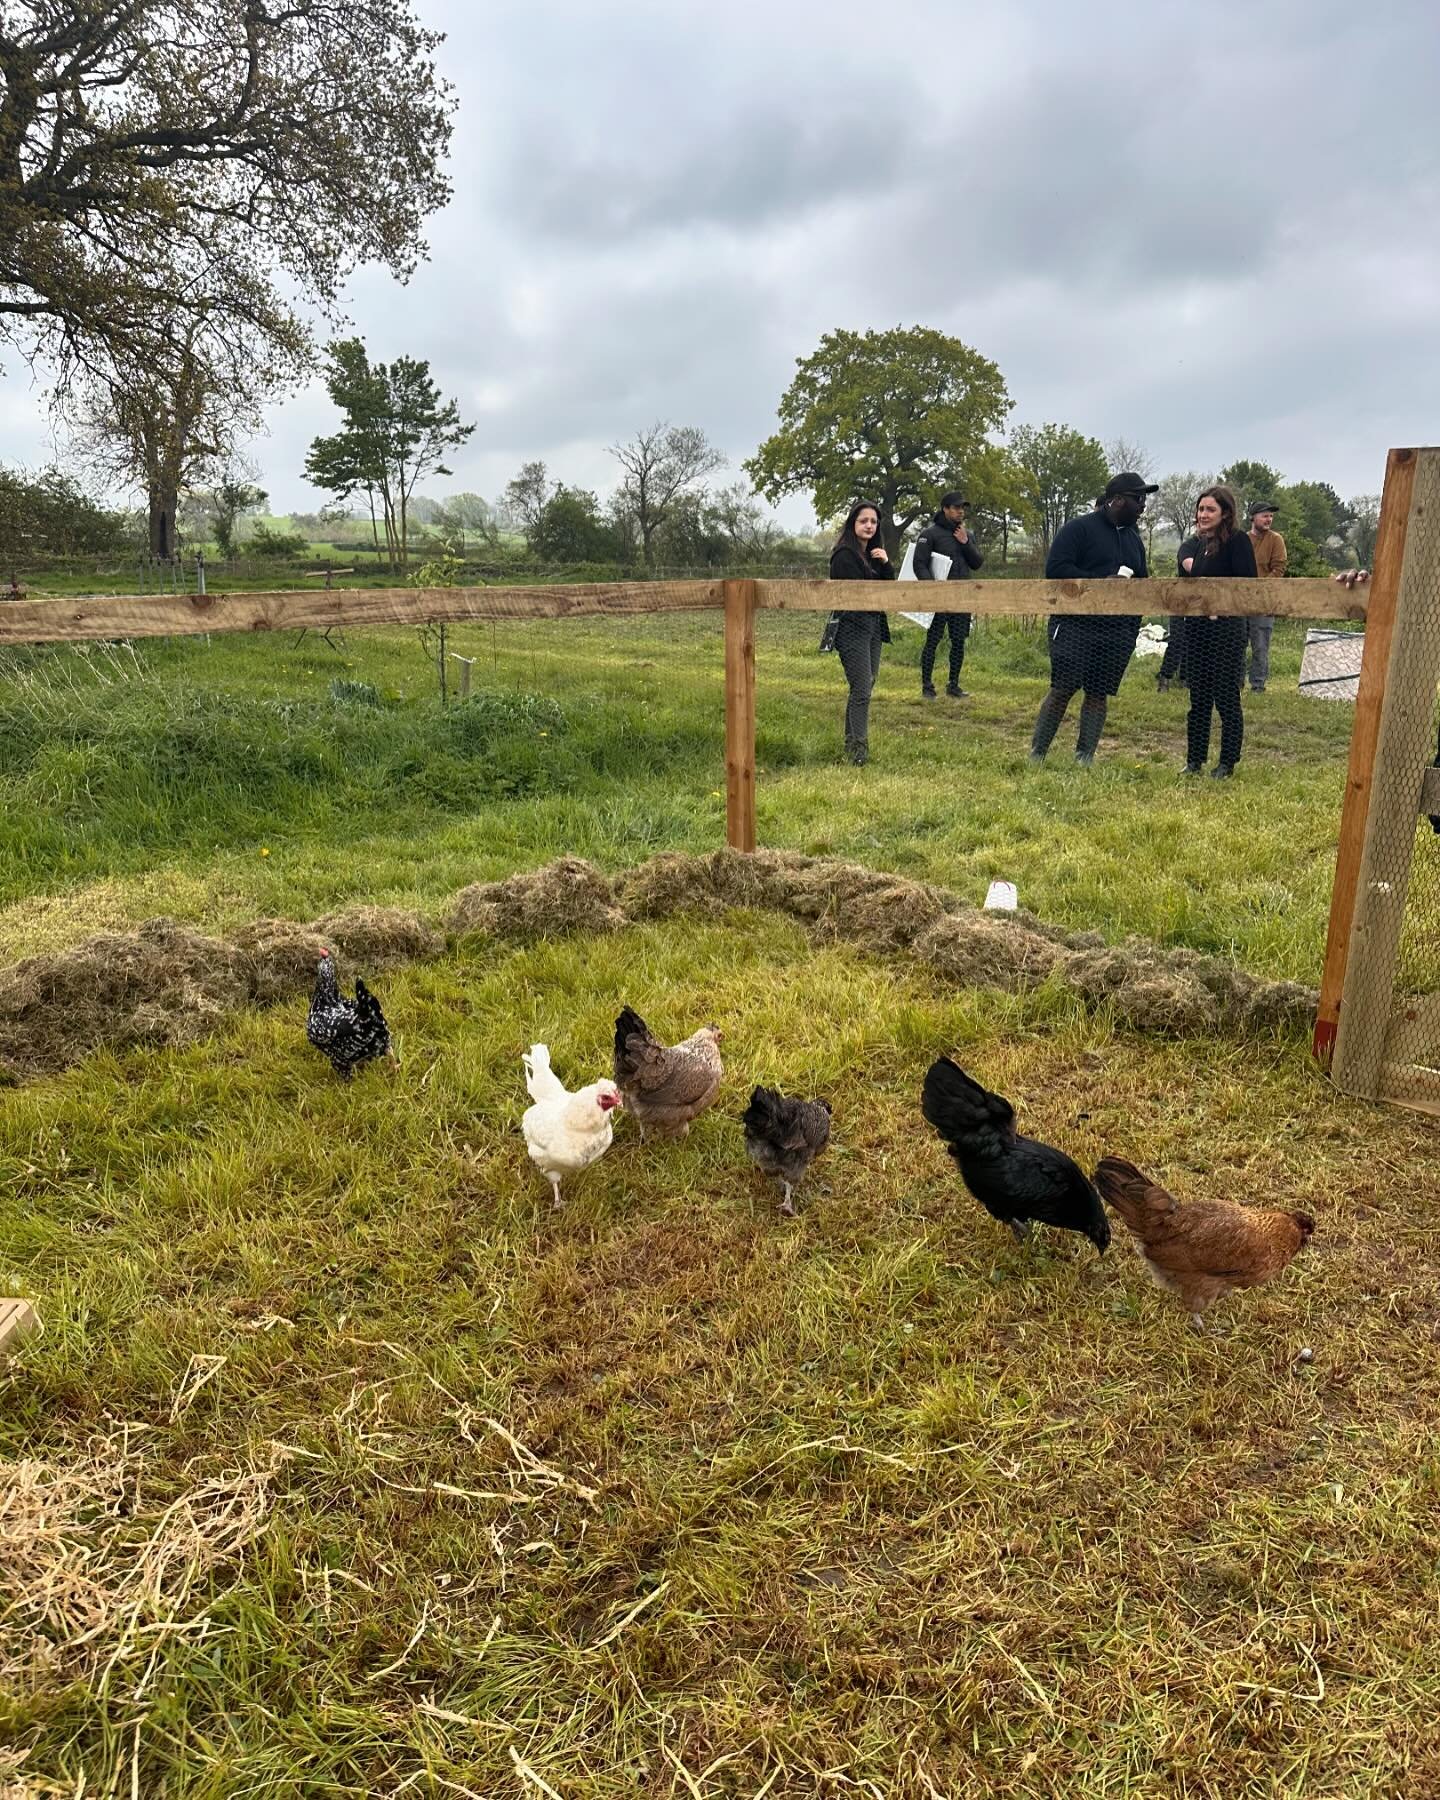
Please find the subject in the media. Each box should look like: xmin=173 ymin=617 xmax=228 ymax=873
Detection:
xmin=3 ymin=919 xmax=1439 ymax=1796
xmin=4 ymin=611 xmax=1439 ymax=1796
xmin=0 ymin=615 xmax=1361 ymax=980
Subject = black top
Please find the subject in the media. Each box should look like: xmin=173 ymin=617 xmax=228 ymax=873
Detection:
xmin=1181 ymin=531 xmax=1258 ymax=579
xmin=914 ymin=513 xmax=984 ymax=581
xmin=1045 ymin=506 xmax=1146 ymax=642
xmin=829 ymin=542 xmax=895 ymax=641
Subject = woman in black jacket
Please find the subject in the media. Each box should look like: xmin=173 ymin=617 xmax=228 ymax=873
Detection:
xmin=1179 ymin=484 xmax=1256 ymax=778
xmin=824 ymin=500 xmax=894 ymax=765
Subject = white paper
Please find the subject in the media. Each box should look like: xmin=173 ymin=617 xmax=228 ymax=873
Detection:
xmin=897 ymin=538 xmax=949 ymax=627
xmin=984 ymin=880 xmax=1019 ymax=912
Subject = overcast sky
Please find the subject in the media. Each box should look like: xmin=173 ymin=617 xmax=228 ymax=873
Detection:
xmin=2 ymin=0 xmax=1437 ymax=526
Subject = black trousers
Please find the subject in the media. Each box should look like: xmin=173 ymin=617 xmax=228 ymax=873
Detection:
xmin=1159 ymin=616 xmax=1187 ymax=682
xmin=920 ymin=612 xmax=970 ymax=687
xmin=1185 ymin=617 xmax=1246 ymax=766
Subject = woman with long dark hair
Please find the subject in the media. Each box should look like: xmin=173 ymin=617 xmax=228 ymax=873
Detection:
xmin=823 ymin=499 xmax=894 ymax=765
xmin=1179 ymin=483 xmax=1256 ymax=778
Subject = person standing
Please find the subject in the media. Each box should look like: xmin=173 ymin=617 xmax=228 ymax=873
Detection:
xmin=1156 ymin=530 xmax=1203 ymax=692
xmin=825 ymin=500 xmax=894 ymax=765
xmin=1030 ymin=471 xmax=1155 ymax=767
xmin=913 ymin=491 xmax=983 ymax=699
xmin=1245 ymin=500 xmax=1286 ymax=692
xmin=1179 ymin=485 xmax=1256 ymax=778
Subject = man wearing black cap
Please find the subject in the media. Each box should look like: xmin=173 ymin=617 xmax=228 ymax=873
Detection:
xmin=1030 ymin=471 xmax=1155 ymax=767
xmin=914 ymin=491 xmax=984 ymax=698
xmin=1246 ymin=502 xmax=1286 ymax=692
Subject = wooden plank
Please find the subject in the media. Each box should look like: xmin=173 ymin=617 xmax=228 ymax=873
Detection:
xmin=1332 ymin=447 xmax=1440 ymax=1098
xmin=755 ymin=576 xmax=1364 ymax=620
xmin=0 ymin=1297 xmax=38 ymax=1360
xmin=0 ymin=579 xmax=724 ymax=644
xmin=724 ymin=578 xmax=758 ymax=853
xmin=1378 ymin=1061 xmax=1440 ymax=1119
xmin=1383 ymin=992 xmax=1440 ymax=1071
xmin=1315 ymin=449 xmax=1421 ymax=1064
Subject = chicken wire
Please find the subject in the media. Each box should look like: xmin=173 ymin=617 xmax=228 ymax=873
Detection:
xmin=1332 ymin=449 xmax=1440 ymax=1117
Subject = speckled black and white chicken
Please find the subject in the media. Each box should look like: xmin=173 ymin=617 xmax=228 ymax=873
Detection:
xmin=306 ymin=950 xmax=397 ymax=1079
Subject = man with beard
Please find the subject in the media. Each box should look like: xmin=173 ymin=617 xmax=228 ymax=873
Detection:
xmin=1030 ymin=471 xmax=1156 ymax=767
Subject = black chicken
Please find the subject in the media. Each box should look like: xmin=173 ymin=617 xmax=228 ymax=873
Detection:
xmin=920 ymin=1056 xmax=1109 ymax=1255
xmin=306 ymin=950 xmax=397 ymax=1079
xmin=742 ymin=1086 xmax=832 ymax=1215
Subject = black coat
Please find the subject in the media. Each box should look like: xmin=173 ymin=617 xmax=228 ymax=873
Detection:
xmin=1180 ymin=530 xmax=1258 ymax=581
xmin=822 ymin=542 xmax=894 ymax=650
xmin=913 ymin=513 xmax=984 ymax=581
xmin=1045 ymin=508 xmax=1145 ymax=649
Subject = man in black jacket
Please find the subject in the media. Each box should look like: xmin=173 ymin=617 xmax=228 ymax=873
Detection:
xmin=914 ymin=491 xmax=984 ymax=699
xmin=1030 ymin=471 xmax=1155 ymax=767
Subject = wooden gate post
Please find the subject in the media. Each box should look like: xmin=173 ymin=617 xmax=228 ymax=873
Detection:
xmin=1315 ymin=448 xmax=1417 ymax=1062
xmin=723 ymin=578 xmax=758 ymax=852
xmin=1328 ymin=446 xmax=1440 ymax=1098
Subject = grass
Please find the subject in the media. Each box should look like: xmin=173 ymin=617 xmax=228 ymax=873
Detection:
xmin=3 ymin=608 xmax=1438 ymax=1795
xmin=0 ymin=614 xmax=1365 ymax=980
xmin=3 ymin=918 xmax=1439 ymax=1796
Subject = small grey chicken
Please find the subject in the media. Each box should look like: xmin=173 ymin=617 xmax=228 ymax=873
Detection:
xmin=612 ymin=1006 xmax=723 ymax=1139
xmin=742 ymin=1086 xmax=831 ymax=1215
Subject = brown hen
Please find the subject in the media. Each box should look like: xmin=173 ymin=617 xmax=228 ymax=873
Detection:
xmin=613 ymin=1006 xmax=723 ymax=1139
xmin=1094 ymin=1156 xmax=1314 ymax=1329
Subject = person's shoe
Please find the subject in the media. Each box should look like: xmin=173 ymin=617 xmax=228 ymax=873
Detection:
xmin=1250 ymin=685 xmax=1266 ymax=694
xmin=946 ymin=684 xmax=970 ymax=699
xmin=1156 ymin=676 xmax=1171 ymax=693
xmin=1183 ymin=762 xmax=1203 ymax=776
xmin=1027 ymin=750 xmax=1046 ymax=766
xmin=921 ymin=683 xmax=937 ymax=699
xmin=1074 ymin=751 xmax=1095 ymax=769
xmin=1211 ymin=762 xmax=1235 ymax=779
xmin=847 ymin=740 xmax=869 ymax=766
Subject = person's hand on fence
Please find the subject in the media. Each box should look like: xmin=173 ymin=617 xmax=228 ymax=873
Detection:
xmin=1334 ymin=569 xmax=1369 ymax=588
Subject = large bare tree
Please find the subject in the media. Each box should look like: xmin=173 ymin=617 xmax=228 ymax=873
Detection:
xmin=610 ymin=423 xmax=725 ymax=568
xmin=0 ymin=0 xmax=455 ymax=379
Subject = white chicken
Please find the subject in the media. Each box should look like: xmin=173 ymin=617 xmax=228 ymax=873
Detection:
xmin=521 ymin=1043 xmax=622 ymax=1210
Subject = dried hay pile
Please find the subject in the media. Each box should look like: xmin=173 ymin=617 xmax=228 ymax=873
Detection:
xmin=0 ymin=853 xmax=1317 ymax=1083
xmin=0 ymin=1424 xmax=289 ymax=1698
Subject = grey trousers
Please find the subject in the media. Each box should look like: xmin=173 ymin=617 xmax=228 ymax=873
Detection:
xmin=1246 ymin=616 xmax=1274 ymax=690
xmin=835 ymin=615 xmax=884 ymax=747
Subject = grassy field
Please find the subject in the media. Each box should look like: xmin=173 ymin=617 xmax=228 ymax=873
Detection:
xmin=0 ymin=614 xmax=1368 ymax=981
xmin=4 ymin=612 xmax=1440 ymax=1797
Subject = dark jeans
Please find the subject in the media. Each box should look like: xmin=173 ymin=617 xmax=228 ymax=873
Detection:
xmin=1186 ymin=617 xmax=1246 ymax=766
xmin=1246 ymin=616 xmax=1273 ymax=690
xmin=921 ymin=612 xmax=970 ymax=688
xmin=835 ymin=614 xmax=884 ymax=748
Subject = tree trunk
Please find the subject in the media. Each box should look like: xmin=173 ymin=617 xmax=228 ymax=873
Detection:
xmin=148 ymin=486 xmax=179 ymax=560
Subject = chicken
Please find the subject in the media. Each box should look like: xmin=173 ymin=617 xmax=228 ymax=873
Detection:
xmin=920 ymin=1056 xmax=1109 ymax=1255
xmin=306 ymin=950 xmax=397 ymax=1079
xmin=612 ymin=1006 xmax=723 ymax=1139
xmin=1094 ymin=1156 xmax=1314 ymax=1329
xmin=521 ymin=1043 xmax=622 ymax=1209
xmin=742 ymin=1086 xmax=832 ymax=1215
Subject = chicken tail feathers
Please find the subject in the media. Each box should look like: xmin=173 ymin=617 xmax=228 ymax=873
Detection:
xmin=921 ymin=1056 xmax=1014 ymax=1150
xmin=523 ymin=1043 xmax=567 ymax=1103
xmin=1093 ymin=1156 xmax=1178 ymax=1236
xmin=613 ymin=1005 xmax=655 ymax=1079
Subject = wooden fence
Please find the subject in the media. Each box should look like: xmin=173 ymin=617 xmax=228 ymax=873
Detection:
xmin=4 ymin=536 xmax=1418 ymax=1089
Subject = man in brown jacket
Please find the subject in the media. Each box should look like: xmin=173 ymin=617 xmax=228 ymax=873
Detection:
xmin=1246 ymin=500 xmax=1286 ymax=691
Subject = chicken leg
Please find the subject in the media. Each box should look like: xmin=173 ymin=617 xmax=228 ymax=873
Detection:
xmin=778 ymin=1181 xmax=796 ymax=1218
xmin=550 ymin=1177 xmax=564 ymax=1211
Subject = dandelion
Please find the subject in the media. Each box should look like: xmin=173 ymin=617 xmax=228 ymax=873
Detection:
xmin=260 ymin=847 xmax=270 ymax=857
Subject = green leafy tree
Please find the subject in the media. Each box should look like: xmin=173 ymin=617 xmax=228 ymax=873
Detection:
xmin=1219 ymin=460 xmax=1284 ymax=512
xmin=1010 ymin=424 xmax=1109 ymax=550
xmin=0 ymin=1 xmax=454 ymax=383
xmin=0 ymin=465 xmax=132 ymax=563
xmin=213 ymin=472 xmax=268 ymax=559
xmin=744 ymin=326 xmax=1011 ymax=559
xmin=532 ymin=486 xmax=619 ymax=564
xmin=305 ymin=340 xmax=474 ymax=569
xmin=960 ymin=444 xmax=1037 ymax=565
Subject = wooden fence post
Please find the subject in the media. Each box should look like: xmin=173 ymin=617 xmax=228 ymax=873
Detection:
xmin=1329 ymin=445 xmax=1440 ymax=1098
xmin=1314 ymin=448 xmax=1417 ymax=1063
xmin=723 ymin=578 xmax=758 ymax=853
